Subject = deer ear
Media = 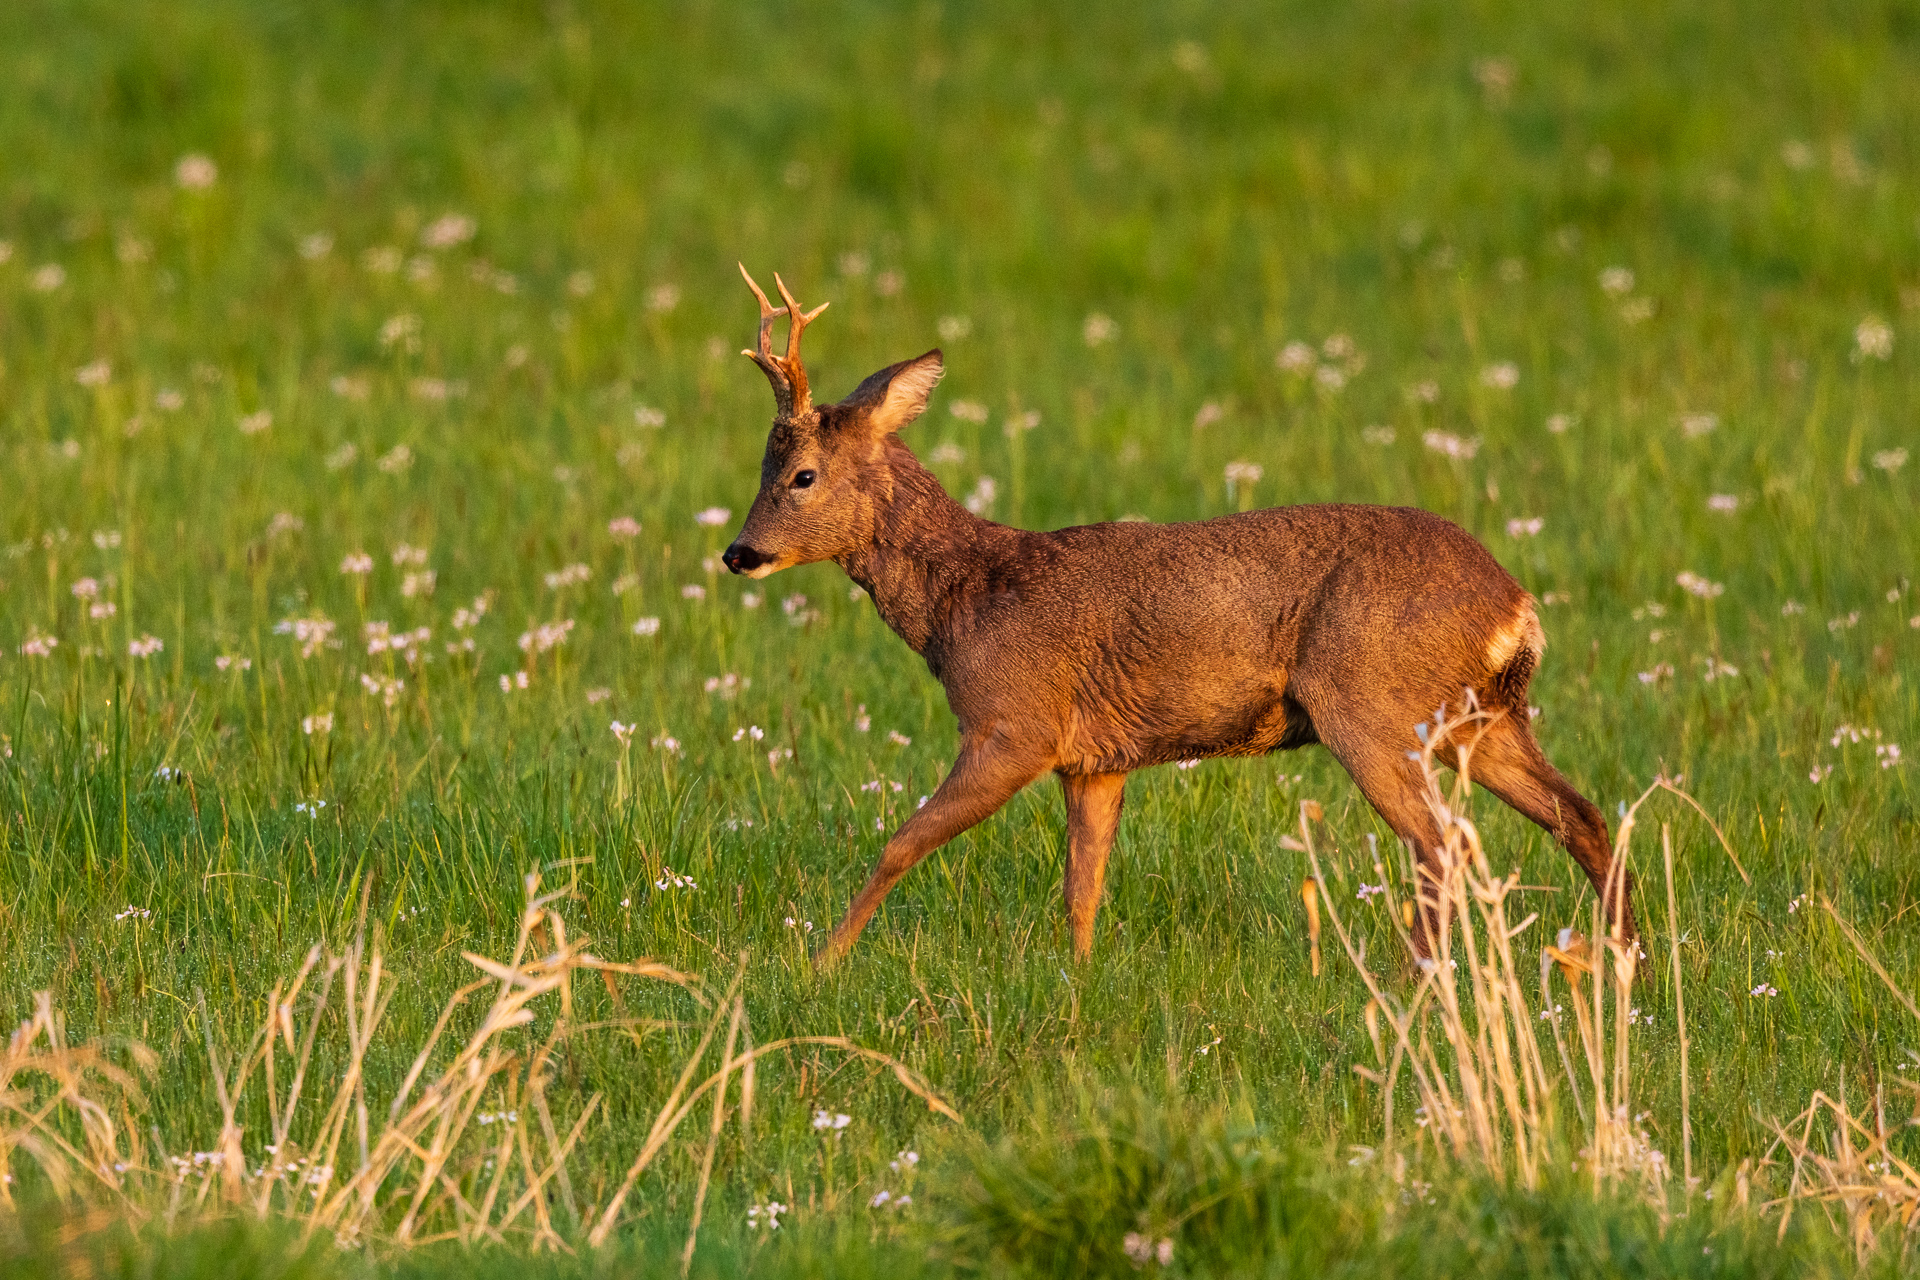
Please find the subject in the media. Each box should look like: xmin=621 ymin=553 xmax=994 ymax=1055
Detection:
xmin=848 ymin=350 xmax=944 ymax=436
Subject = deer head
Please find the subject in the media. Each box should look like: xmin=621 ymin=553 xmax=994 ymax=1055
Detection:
xmin=722 ymin=264 xmax=944 ymax=578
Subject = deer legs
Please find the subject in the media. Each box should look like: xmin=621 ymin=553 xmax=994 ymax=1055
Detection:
xmin=1313 ymin=727 xmax=1454 ymax=958
xmin=1317 ymin=710 xmax=1634 ymax=958
xmin=814 ymin=739 xmax=1048 ymax=968
xmin=1459 ymin=716 xmax=1636 ymax=943
xmin=1060 ymin=772 xmax=1127 ymax=960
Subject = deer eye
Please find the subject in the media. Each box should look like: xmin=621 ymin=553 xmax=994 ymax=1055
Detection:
xmin=791 ymin=469 xmax=817 ymax=489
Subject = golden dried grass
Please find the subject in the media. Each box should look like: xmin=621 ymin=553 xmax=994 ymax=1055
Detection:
xmin=1294 ymin=695 xmax=1920 ymax=1263
xmin=1293 ymin=696 xmax=1711 ymax=1202
xmin=1 ymin=871 xmax=959 ymax=1267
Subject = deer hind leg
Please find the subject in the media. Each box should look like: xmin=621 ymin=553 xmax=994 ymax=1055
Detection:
xmin=1315 ymin=727 xmax=1454 ymax=958
xmin=815 ymin=739 xmax=1049 ymax=968
xmin=1461 ymin=715 xmax=1636 ymax=944
xmin=1059 ymin=772 xmax=1127 ymax=961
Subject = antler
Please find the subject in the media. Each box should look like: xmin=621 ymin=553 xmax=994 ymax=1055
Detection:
xmin=738 ymin=263 xmax=830 ymax=418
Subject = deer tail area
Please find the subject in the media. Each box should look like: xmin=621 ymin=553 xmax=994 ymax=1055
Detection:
xmin=1483 ymin=596 xmax=1546 ymax=718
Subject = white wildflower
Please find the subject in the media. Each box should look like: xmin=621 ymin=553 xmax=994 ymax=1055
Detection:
xmin=174 ymin=154 xmax=218 ymax=190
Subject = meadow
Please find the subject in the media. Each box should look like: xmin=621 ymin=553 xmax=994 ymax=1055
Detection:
xmin=1 ymin=0 xmax=1918 ymax=1274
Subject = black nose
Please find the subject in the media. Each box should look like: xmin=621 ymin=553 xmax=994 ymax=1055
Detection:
xmin=722 ymin=544 xmax=766 ymax=574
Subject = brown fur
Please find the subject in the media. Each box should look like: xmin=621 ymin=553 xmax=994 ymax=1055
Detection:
xmin=721 ymin=309 xmax=1635 ymax=964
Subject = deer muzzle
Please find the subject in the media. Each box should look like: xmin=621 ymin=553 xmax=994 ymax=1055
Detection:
xmin=721 ymin=542 xmax=773 ymax=576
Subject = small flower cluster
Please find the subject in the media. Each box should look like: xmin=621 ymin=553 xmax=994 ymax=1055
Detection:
xmin=1480 ymin=361 xmax=1519 ymax=389
xmin=452 ymin=595 xmax=492 ymax=630
xmin=654 ymin=866 xmax=696 ymax=890
xmin=167 ymin=1151 xmax=227 ymax=1182
xmin=359 ymin=673 xmax=405 ymax=707
xmin=1675 ymin=571 xmax=1724 ymax=599
xmin=544 ymin=563 xmax=590 ymax=590
xmin=1122 ymin=1233 xmax=1175 ymax=1269
xmin=250 ymin=1145 xmax=334 ymax=1190
xmin=1277 ymin=334 xmax=1366 ymax=390
xmin=1818 ymin=723 xmax=1902 ymax=772
xmin=1853 ymin=315 xmax=1894 ymax=363
xmin=704 ymin=673 xmax=749 ymax=698
xmin=518 ymin=620 xmax=575 ymax=654
xmin=783 ymin=593 xmax=821 ymax=626
xmin=364 ymin=621 xmax=431 ymax=657
xmin=274 ymin=614 xmax=339 ymax=658
xmin=1422 ymin=430 xmax=1480 ymax=461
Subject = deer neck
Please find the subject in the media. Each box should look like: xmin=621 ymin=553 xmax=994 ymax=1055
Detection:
xmin=835 ymin=441 xmax=1005 ymax=655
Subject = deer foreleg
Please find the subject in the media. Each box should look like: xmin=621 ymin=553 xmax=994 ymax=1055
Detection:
xmin=815 ymin=740 xmax=1048 ymax=967
xmin=1060 ymin=772 xmax=1127 ymax=960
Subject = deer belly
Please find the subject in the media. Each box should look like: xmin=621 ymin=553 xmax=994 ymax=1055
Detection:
xmin=1064 ymin=667 xmax=1303 ymax=771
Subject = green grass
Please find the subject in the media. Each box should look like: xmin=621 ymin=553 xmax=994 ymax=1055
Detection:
xmin=1 ymin=0 xmax=1918 ymax=1274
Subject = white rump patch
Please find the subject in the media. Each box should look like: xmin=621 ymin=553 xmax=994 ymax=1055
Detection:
xmin=1485 ymin=599 xmax=1545 ymax=670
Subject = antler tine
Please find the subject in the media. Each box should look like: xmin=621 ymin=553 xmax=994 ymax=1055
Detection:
xmin=772 ymin=272 xmax=830 ymax=416
xmin=737 ymin=263 xmax=796 ymax=413
xmin=737 ymin=262 xmax=785 ymax=360
xmin=772 ymin=273 xmax=830 ymax=361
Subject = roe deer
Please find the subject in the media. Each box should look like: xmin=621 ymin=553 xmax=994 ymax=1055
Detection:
xmin=721 ymin=266 xmax=1635 ymax=965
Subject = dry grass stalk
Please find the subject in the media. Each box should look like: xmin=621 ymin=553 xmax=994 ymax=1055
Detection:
xmin=1759 ymin=898 xmax=1920 ymax=1262
xmin=1301 ymin=879 xmax=1323 ymax=978
xmin=1764 ymin=1082 xmax=1920 ymax=1261
xmin=1306 ymin=697 xmax=1710 ymax=1203
xmin=0 ymin=991 xmax=156 ymax=1210
xmin=3 ymin=872 xmax=960 ymax=1263
xmin=1661 ymin=823 xmax=1693 ymax=1190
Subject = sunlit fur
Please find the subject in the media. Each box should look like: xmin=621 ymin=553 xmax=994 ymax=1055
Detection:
xmin=726 ymin=345 xmax=1632 ymax=966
